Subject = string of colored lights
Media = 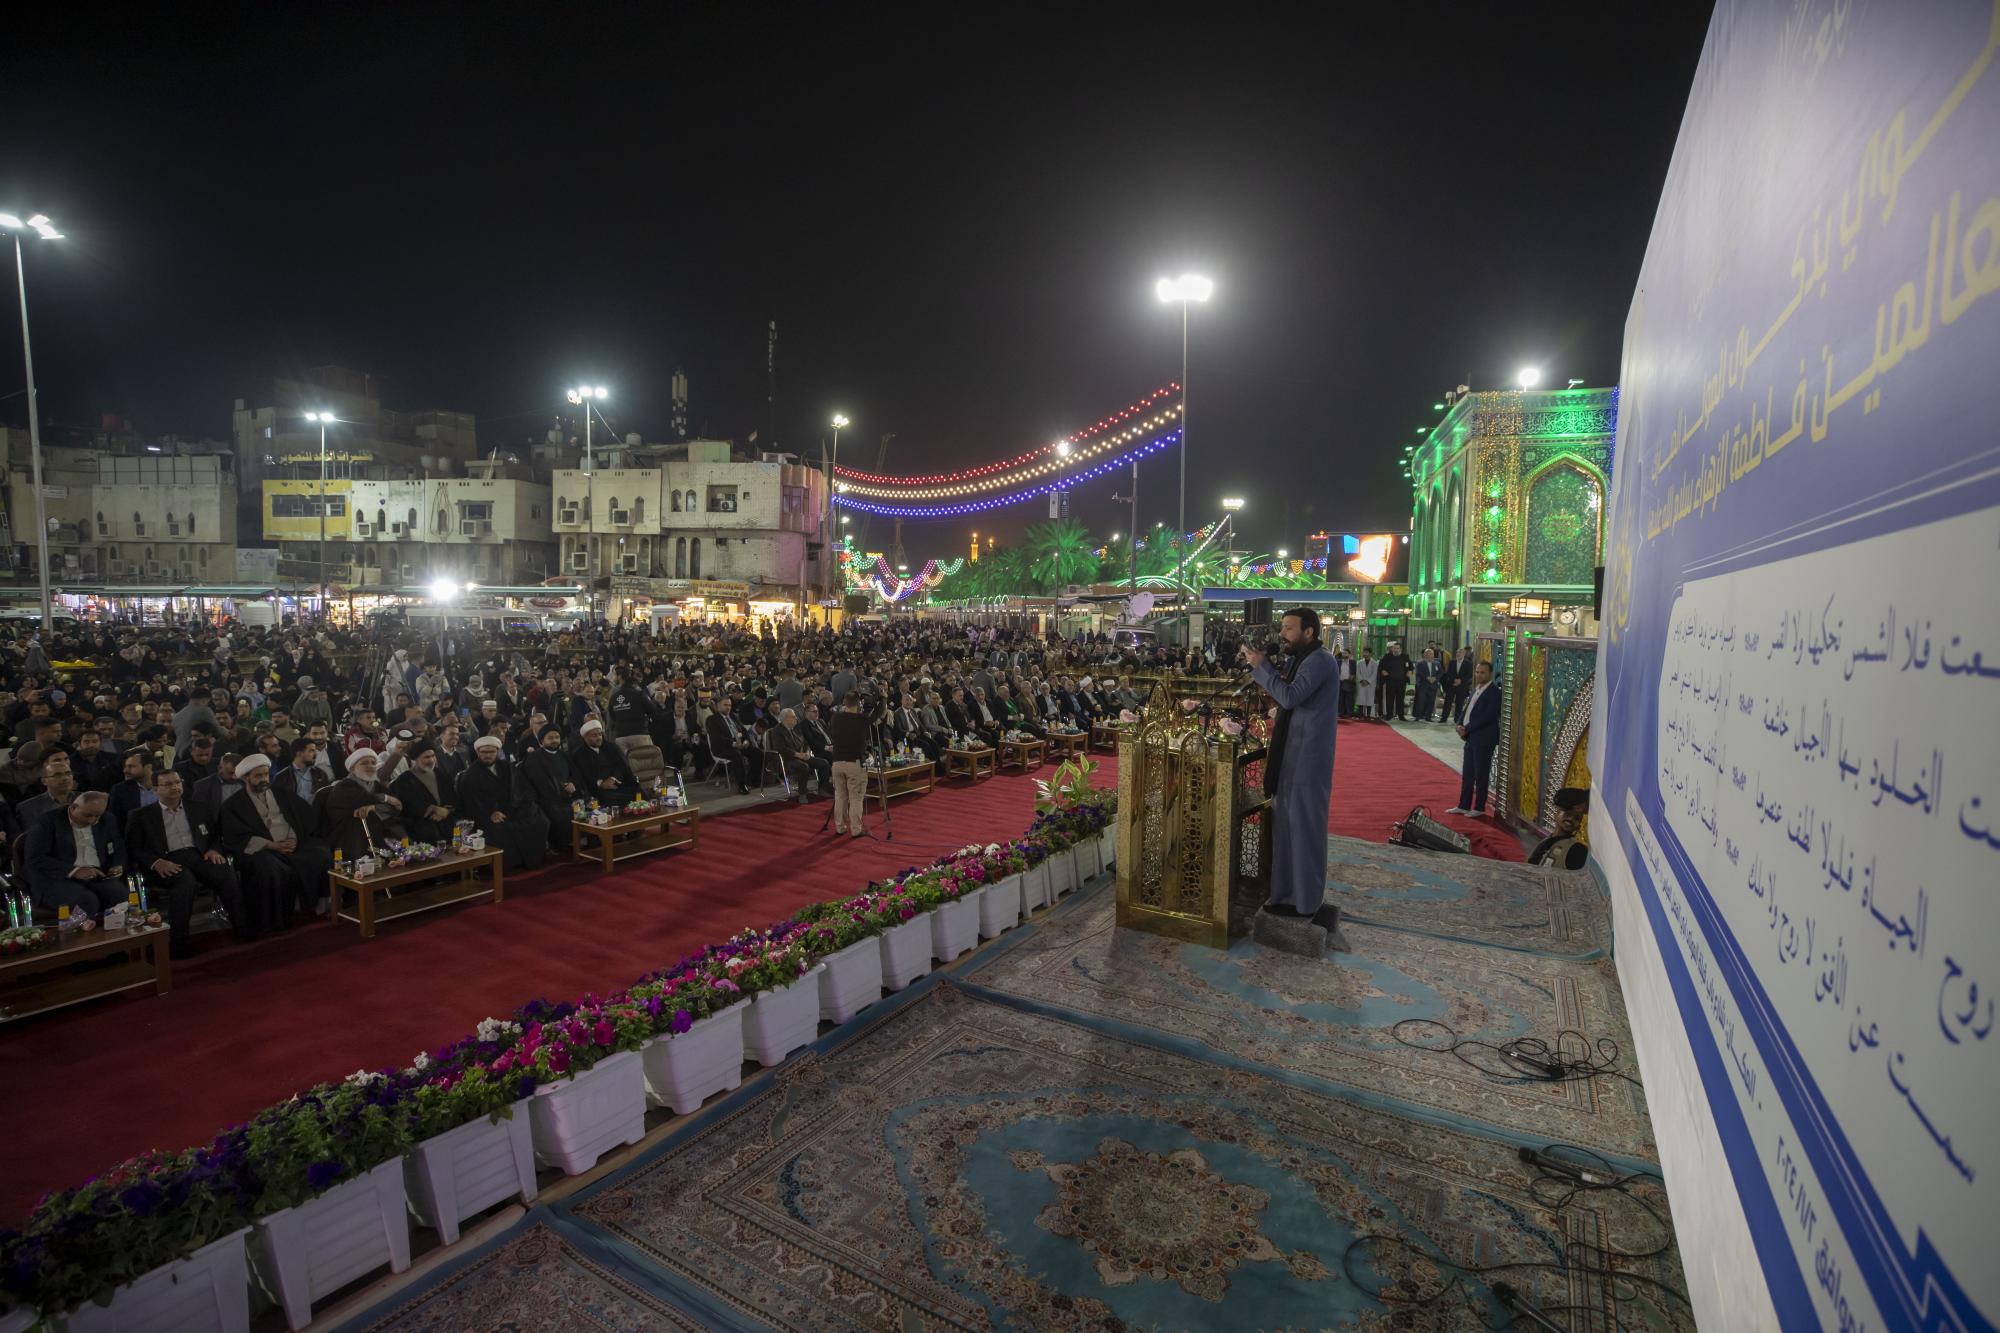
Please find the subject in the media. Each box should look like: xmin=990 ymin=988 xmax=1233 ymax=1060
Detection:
xmin=835 ymin=538 xmax=966 ymax=600
xmin=831 ymin=385 xmax=1181 ymax=486
xmin=833 ymin=405 xmax=1181 ymax=499
xmin=834 ymin=430 xmax=1182 ymax=518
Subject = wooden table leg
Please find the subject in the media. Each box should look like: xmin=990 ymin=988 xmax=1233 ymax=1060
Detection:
xmin=690 ymin=813 xmax=700 ymax=847
xmin=153 ymin=932 xmax=173 ymax=997
xmin=600 ymin=830 xmax=614 ymax=874
xmin=358 ymin=884 xmax=376 ymax=938
xmin=490 ymin=856 xmax=505 ymax=904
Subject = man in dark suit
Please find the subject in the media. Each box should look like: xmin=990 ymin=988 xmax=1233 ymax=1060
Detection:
xmin=126 ymin=768 xmax=252 ymax=954
xmin=24 ymin=792 xmax=128 ymax=922
xmin=1445 ymin=647 xmax=1476 ymax=724
xmin=106 ymin=747 xmax=158 ymax=830
xmin=890 ymin=689 xmax=944 ymax=761
xmin=1449 ymin=660 xmax=1502 ymax=818
xmin=703 ymin=706 xmax=754 ymax=794
xmin=1380 ymin=642 xmax=1413 ymax=721
xmin=653 ymin=696 xmax=708 ymax=773
xmin=219 ymin=753 xmax=330 ymax=920
xmin=1413 ymin=648 xmax=1443 ymax=723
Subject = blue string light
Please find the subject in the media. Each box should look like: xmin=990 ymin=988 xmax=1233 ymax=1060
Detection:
xmin=833 ymin=431 xmax=1182 ymax=517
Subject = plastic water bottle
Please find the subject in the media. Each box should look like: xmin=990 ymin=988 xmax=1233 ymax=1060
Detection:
xmin=57 ymin=904 xmax=77 ymax=934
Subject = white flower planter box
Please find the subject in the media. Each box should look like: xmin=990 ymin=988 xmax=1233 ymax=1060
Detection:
xmin=641 ymin=1006 xmax=744 ymax=1116
xmin=1072 ymin=838 xmax=1101 ymax=883
xmin=404 ymin=1109 xmax=536 ymax=1247
xmin=528 ymin=1048 xmax=646 ymax=1176
xmin=743 ymin=965 xmax=827 ymax=1067
xmin=1098 ymin=826 xmax=1116 ymax=869
xmin=979 ymin=874 xmax=1022 ymax=938
xmin=58 ymin=1226 xmax=251 ymax=1333
xmin=878 ymin=914 xmax=933 ymax=991
xmin=931 ymin=886 xmax=984 ymax=961
xmin=252 ymin=1159 xmax=410 ymax=1331
xmin=1019 ymin=859 xmax=1050 ymax=918
xmin=1047 ymin=848 xmax=1077 ymax=897
xmin=817 ymin=936 xmax=884 ymax=1024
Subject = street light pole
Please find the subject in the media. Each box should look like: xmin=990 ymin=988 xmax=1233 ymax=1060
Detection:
xmin=567 ymin=385 xmax=609 ymax=623
xmin=3 ymin=212 xmax=63 ymax=633
xmin=304 ymin=411 xmax=338 ymax=621
xmin=1154 ymin=274 xmax=1212 ymax=614
xmin=827 ymin=413 xmax=848 ymax=609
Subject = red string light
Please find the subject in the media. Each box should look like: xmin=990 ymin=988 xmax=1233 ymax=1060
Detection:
xmin=832 ymin=384 xmax=1182 ymax=485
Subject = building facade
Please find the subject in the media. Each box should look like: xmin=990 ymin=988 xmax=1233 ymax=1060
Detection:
xmin=552 ymin=439 xmax=829 ymax=620
xmin=231 ymin=365 xmax=480 ymax=541
xmin=259 ymin=469 xmax=556 ymax=590
xmin=1406 ymin=386 xmax=1617 ymax=640
xmin=2 ymin=429 xmax=239 ymax=586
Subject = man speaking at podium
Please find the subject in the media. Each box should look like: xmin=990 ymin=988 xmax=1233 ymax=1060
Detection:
xmin=1242 ymin=608 xmax=1338 ymax=929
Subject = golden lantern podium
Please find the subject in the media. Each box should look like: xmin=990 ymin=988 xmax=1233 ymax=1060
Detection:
xmin=1114 ymin=683 xmax=1271 ymax=948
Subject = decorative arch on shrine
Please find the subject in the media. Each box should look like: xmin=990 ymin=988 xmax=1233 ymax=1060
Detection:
xmin=1444 ymin=468 xmax=1465 ymax=583
xmin=1426 ymin=481 xmax=1446 ymax=587
xmin=1521 ymin=455 xmax=1606 ymax=585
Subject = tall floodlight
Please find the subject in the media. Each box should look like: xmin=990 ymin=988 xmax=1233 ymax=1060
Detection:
xmin=1155 ymin=273 xmax=1213 ymax=600
xmin=2 ymin=211 xmax=63 ymax=631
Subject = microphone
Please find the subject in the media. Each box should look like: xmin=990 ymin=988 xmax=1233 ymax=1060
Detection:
xmin=1262 ymin=640 xmax=1281 ymax=660
xmin=1517 ymin=1144 xmax=1608 ymax=1185
xmin=1491 ymin=1281 xmax=1566 ymax=1332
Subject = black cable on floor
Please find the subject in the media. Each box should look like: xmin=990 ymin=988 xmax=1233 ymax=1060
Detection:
xmin=1339 ymin=1137 xmax=1696 ymax=1331
xmin=1390 ymin=1017 xmax=1647 ymax=1089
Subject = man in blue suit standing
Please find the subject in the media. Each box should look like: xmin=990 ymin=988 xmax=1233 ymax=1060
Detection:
xmin=1449 ymin=659 xmax=1501 ymax=817
xmin=25 ymin=791 xmax=128 ymax=921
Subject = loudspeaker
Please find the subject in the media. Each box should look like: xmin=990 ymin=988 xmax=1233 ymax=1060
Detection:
xmin=843 ymin=594 xmax=870 ymax=616
xmin=1243 ymin=596 xmax=1274 ymax=631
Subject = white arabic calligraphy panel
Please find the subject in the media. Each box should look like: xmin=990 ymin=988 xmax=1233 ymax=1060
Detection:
xmin=1655 ymin=506 xmax=1998 ymax=1324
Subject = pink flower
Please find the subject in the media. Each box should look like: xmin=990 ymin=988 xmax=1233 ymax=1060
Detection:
xmin=492 ymin=1052 xmax=514 ymax=1074
xmin=548 ymin=1046 xmax=571 ymax=1075
xmin=593 ymin=1019 xmax=615 ymax=1046
xmin=899 ymin=906 xmax=915 ymax=920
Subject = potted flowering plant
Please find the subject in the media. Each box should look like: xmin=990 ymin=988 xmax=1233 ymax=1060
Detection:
xmin=241 ymin=1075 xmax=418 ymax=1330
xmin=513 ymin=994 xmax=653 ymax=1176
xmin=925 ymin=864 xmax=985 ymax=962
xmin=1037 ymin=817 xmax=1079 ymax=896
xmin=862 ymin=881 xmax=934 ymax=991
xmin=402 ymin=1017 xmax=540 ymax=1246
xmin=631 ymin=965 xmax=747 ymax=1116
xmin=0 ymin=1143 xmax=253 ymax=1333
xmin=971 ymin=841 xmax=1026 ymax=937
xmin=794 ymin=905 xmax=886 ymax=1024
xmin=720 ymin=925 xmax=826 ymax=1066
xmin=1014 ymin=835 xmax=1053 ymax=916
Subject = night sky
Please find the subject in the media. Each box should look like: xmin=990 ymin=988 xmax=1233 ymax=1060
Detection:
xmin=3 ymin=5 xmax=1714 ymax=560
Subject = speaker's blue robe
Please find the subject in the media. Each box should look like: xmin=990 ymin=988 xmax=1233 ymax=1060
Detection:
xmin=1251 ymin=647 xmax=1337 ymax=913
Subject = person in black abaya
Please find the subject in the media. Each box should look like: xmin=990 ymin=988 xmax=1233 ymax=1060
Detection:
xmin=458 ymin=735 xmax=547 ymax=870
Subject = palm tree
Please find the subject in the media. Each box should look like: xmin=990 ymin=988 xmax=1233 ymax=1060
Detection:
xmin=1022 ymin=519 xmax=1099 ymax=591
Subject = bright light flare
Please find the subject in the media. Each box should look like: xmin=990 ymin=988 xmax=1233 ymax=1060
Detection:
xmin=1155 ymin=273 xmax=1214 ymax=303
xmin=1220 ymin=496 xmax=1245 ymax=511
xmin=831 ymin=413 xmax=850 ymax=429
xmin=1516 ymin=366 xmax=1542 ymax=388
xmin=429 ymin=578 xmax=462 ymax=603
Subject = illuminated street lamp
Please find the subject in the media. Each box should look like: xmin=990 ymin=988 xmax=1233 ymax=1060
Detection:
xmin=2 ymin=210 xmax=63 ymax=631
xmin=303 ymin=411 xmax=342 ymax=618
xmin=1156 ymin=273 xmax=1213 ymax=597
xmin=1516 ymin=366 xmax=1542 ymax=389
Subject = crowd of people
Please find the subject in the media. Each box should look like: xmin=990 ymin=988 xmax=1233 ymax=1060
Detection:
xmin=0 ymin=615 xmax=1164 ymax=959
xmin=1327 ymin=641 xmax=1483 ymax=724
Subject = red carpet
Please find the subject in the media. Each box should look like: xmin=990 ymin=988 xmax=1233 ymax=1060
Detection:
xmin=0 ymin=725 xmax=1510 ymax=1224
xmin=1325 ymin=720 xmax=1528 ymax=860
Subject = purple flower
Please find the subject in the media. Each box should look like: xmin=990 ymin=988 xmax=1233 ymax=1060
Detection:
xmin=306 ymin=1160 xmax=345 ymax=1192
xmin=118 ymin=1180 xmax=165 ymax=1217
xmin=670 ymin=1009 xmax=694 ymax=1035
xmin=643 ymin=994 xmax=664 ymax=1020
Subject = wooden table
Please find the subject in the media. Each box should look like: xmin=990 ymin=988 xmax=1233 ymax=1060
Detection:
xmin=998 ymin=737 xmax=1045 ymax=771
xmin=572 ymin=805 xmax=701 ymax=874
xmin=331 ymin=849 xmax=504 ymax=939
xmin=1090 ymin=723 xmax=1124 ymax=751
xmin=1047 ymin=731 xmax=1089 ymax=761
xmin=0 ymin=923 xmax=172 ymax=1022
xmin=867 ymin=761 xmax=935 ymax=809
xmin=944 ymin=747 xmax=997 ymax=781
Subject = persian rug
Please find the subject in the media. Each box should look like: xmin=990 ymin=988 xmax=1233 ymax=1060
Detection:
xmin=958 ymin=885 xmax=1659 ymax=1165
xmin=558 ymin=983 xmax=1685 ymax=1331
xmin=337 ymin=1218 xmax=706 ymax=1332
xmin=1324 ymin=835 xmax=1610 ymax=958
